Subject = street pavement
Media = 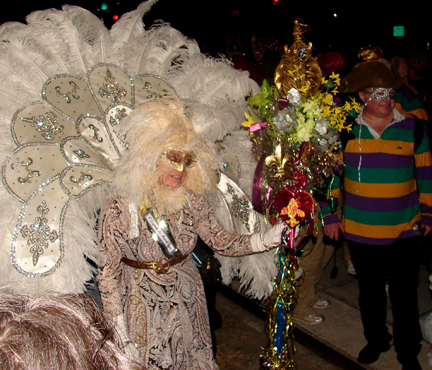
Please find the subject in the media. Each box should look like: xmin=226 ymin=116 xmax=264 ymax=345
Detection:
xmin=215 ymin=246 xmax=432 ymax=370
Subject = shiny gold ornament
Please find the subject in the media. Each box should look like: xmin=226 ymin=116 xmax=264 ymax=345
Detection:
xmin=264 ymin=143 xmax=294 ymax=181
xmin=274 ymin=19 xmax=322 ymax=99
xmin=358 ymin=45 xmax=383 ymax=61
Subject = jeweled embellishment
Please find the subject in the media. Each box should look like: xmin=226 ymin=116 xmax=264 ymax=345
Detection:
xmin=109 ymin=107 xmax=128 ymax=126
xmin=55 ymin=81 xmax=80 ymax=103
xmin=226 ymin=183 xmax=251 ymax=232
xmin=20 ymin=200 xmax=59 ymax=266
xmin=20 ymin=112 xmax=64 ymax=140
xmin=144 ymin=82 xmax=168 ymax=99
xmin=73 ymin=149 xmax=90 ymax=159
xmin=17 ymin=158 xmax=41 ymax=184
xmin=99 ymin=68 xmax=127 ymax=103
xmin=70 ymin=171 xmax=94 ymax=186
xmin=88 ymin=124 xmax=103 ymax=142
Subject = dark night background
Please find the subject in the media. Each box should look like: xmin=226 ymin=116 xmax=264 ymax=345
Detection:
xmin=1 ymin=0 xmax=431 ymax=73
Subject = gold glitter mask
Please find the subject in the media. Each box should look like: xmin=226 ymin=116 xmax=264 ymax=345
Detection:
xmin=163 ymin=148 xmax=195 ymax=172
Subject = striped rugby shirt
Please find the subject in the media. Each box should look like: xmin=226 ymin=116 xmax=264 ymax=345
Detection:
xmin=321 ymin=107 xmax=432 ymax=245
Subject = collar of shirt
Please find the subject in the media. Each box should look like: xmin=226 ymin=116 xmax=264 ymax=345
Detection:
xmin=356 ymin=107 xmax=404 ymax=139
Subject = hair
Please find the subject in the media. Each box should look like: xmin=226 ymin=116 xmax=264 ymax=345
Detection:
xmin=112 ymin=97 xmax=221 ymax=214
xmin=0 ymin=292 xmax=145 ymax=370
xmin=409 ymin=50 xmax=430 ymax=77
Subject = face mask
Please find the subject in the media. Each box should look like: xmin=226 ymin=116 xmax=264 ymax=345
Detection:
xmin=163 ymin=148 xmax=195 ymax=172
xmin=365 ymin=87 xmax=396 ymax=101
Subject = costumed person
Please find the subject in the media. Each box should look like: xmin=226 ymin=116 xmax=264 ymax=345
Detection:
xmin=0 ymin=291 xmax=145 ymax=370
xmin=0 ymin=1 xmax=282 ymax=367
xmin=97 ymin=97 xmax=285 ymax=369
xmin=321 ymin=57 xmax=432 ymax=369
xmin=0 ymin=0 xmax=275 ymax=301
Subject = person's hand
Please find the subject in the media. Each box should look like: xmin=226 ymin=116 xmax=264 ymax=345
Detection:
xmin=422 ymin=224 xmax=432 ymax=237
xmin=323 ymin=222 xmax=344 ymax=241
xmin=250 ymin=222 xmax=286 ymax=252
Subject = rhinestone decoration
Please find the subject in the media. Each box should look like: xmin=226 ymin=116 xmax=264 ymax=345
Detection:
xmin=17 ymin=158 xmax=41 ymax=184
xmin=109 ymin=107 xmax=128 ymax=126
xmin=20 ymin=112 xmax=64 ymax=140
xmin=73 ymin=149 xmax=90 ymax=159
xmin=144 ymin=81 xmax=168 ymax=99
xmin=88 ymin=124 xmax=103 ymax=142
xmin=99 ymin=68 xmax=127 ymax=103
xmin=20 ymin=200 xmax=59 ymax=266
xmin=70 ymin=171 xmax=94 ymax=186
xmin=226 ymin=183 xmax=251 ymax=233
xmin=55 ymin=81 xmax=80 ymax=103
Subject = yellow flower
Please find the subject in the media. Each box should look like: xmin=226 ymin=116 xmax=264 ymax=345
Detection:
xmin=329 ymin=72 xmax=341 ymax=86
xmin=332 ymin=106 xmax=342 ymax=116
xmin=321 ymin=105 xmax=332 ymax=118
xmin=241 ymin=112 xmax=255 ymax=128
xmin=321 ymin=77 xmax=329 ymax=85
xmin=352 ymin=101 xmax=361 ymax=112
xmin=344 ymin=102 xmax=352 ymax=111
xmin=322 ymin=93 xmax=333 ymax=105
xmin=329 ymin=116 xmax=339 ymax=127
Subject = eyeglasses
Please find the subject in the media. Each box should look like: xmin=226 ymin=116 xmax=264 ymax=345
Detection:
xmin=163 ymin=148 xmax=195 ymax=172
xmin=364 ymin=87 xmax=396 ymax=101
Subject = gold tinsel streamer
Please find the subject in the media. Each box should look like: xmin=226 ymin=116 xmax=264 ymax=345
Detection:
xmin=261 ymin=234 xmax=298 ymax=369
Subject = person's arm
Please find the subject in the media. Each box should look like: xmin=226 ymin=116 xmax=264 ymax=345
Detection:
xmin=190 ymin=193 xmax=284 ymax=256
xmin=414 ymin=124 xmax=432 ymax=235
xmin=96 ymin=199 xmax=129 ymax=318
xmin=319 ymin=149 xmax=344 ymax=240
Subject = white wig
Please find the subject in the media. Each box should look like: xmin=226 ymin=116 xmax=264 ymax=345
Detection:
xmin=112 ymin=97 xmax=221 ymax=214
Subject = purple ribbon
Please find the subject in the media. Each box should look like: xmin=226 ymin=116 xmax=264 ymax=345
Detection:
xmin=252 ymin=155 xmax=267 ymax=213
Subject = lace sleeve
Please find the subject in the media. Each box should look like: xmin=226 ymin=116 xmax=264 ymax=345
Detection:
xmin=190 ymin=193 xmax=255 ymax=257
xmin=97 ymin=199 xmax=131 ymax=318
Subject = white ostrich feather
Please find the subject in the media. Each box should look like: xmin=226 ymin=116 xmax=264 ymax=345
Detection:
xmin=110 ymin=0 xmax=160 ymax=60
xmin=170 ymin=55 xmax=259 ymax=106
xmin=61 ymin=5 xmax=114 ymax=65
xmin=188 ymin=99 xmax=247 ymax=142
xmin=216 ymin=251 xmax=277 ymax=300
xmin=0 ymin=23 xmax=46 ymax=100
xmin=25 ymin=6 xmax=95 ymax=75
xmin=120 ymin=23 xmax=201 ymax=77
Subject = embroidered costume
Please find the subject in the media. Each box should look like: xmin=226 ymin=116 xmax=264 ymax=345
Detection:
xmin=0 ymin=0 xmax=278 ymax=299
xmin=98 ymin=195 xmax=258 ymax=369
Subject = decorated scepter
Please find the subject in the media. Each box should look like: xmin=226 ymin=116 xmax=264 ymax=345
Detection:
xmin=242 ymin=19 xmax=360 ymax=368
